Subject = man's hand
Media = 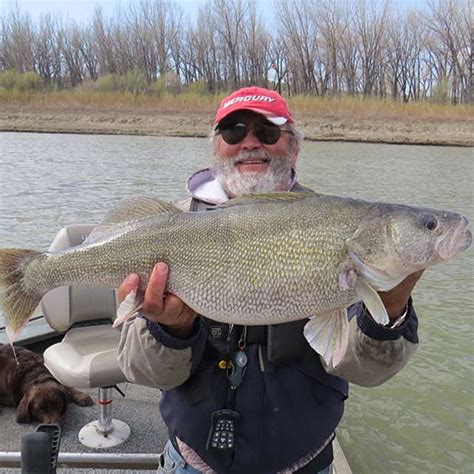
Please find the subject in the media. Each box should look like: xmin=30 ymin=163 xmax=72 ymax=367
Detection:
xmin=118 ymin=262 xmax=198 ymax=338
xmin=378 ymin=270 xmax=425 ymax=321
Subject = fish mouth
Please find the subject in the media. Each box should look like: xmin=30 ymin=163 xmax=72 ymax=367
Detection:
xmin=438 ymin=216 xmax=472 ymax=260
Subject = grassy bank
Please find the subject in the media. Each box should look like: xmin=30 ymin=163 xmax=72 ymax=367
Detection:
xmin=1 ymin=89 xmax=472 ymax=119
xmin=1 ymin=90 xmax=472 ymax=146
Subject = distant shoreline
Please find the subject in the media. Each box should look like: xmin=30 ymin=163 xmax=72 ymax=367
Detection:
xmin=1 ymin=105 xmax=473 ymax=147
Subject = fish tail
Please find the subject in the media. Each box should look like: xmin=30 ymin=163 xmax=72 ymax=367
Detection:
xmin=0 ymin=248 xmax=45 ymax=342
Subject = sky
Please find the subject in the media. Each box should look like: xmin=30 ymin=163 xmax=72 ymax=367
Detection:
xmin=0 ymin=0 xmax=427 ymax=24
xmin=2 ymin=0 xmax=207 ymax=22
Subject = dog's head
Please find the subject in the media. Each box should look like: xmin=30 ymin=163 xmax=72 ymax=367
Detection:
xmin=16 ymin=382 xmax=69 ymax=425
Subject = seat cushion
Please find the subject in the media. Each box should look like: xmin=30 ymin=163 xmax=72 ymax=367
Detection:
xmin=43 ymin=325 xmax=127 ymax=388
xmin=40 ymin=224 xmax=119 ymax=333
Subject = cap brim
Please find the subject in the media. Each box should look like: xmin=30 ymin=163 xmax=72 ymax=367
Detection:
xmin=214 ymin=108 xmax=289 ymax=129
xmin=247 ymin=107 xmax=288 ymax=126
xmin=265 ymin=116 xmax=288 ymax=126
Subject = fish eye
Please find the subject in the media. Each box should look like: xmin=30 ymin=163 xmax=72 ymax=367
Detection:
xmin=419 ymin=214 xmax=438 ymax=231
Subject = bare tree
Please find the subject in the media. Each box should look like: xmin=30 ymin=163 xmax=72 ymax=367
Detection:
xmin=353 ymin=0 xmax=389 ymax=97
xmin=240 ymin=1 xmax=269 ymax=87
xmin=275 ymin=0 xmax=320 ymax=94
xmin=1 ymin=8 xmax=35 ymax=73
xmin=386 ymin=9 xmax=425 ymax=102
xmin=268 ymin=37 xmax=289 ymax=95
xmin=211 ymin=0 xmax=248 ymax=89
xmin=186 ymin=2 xmax=222 ymax=91
xmin=34 ymin=14 xmax=63 ymax=86
xmin=61 ymin=22 xmax=89 ymax=87
xmin=317 ymin=0 xmax=349 ymax=95
xmin=337 ymin=6 xmax=360 ymax=95
xmin=427 ymin=0 xmax=471 ymax=103
xmin=91 ymin=7 xmax=118 ymax=75
xmin=79 ymin=25 xmax=99 ymax=81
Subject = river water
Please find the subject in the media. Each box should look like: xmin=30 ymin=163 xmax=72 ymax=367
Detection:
xmin=0 ymin=132 xmax=472 ymax=473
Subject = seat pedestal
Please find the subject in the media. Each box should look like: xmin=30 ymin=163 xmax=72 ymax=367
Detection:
xmin=78 ymin=388 xmax=130 ymax=449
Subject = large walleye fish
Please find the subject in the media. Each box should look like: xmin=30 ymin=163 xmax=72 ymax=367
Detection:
xmin=0 ymin=193 xmax=471 ymax=365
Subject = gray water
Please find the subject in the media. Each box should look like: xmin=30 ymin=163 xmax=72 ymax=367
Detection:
xmin=0 ymin=132 xmax=473 ymax=473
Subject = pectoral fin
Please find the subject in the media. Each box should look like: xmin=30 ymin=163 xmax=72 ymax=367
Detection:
xmin=113 ymin=289 xmax=143 ymax=328
xmin=354 ymin=279 xmax=389 ymax=325
xmin=303 ymin=309 xmax=349 ymax=367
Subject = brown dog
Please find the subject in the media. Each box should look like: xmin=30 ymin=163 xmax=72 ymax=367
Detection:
xmin=0 ymin=343 xmax=93 ymax=424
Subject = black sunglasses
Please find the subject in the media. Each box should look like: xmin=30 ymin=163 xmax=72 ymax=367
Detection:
xmin=216 ymin=121 xmax=293 ymax=145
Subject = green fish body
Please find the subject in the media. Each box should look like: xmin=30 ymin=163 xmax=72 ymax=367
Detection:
xmin=1 ymin=193 xmax=471 ymax=365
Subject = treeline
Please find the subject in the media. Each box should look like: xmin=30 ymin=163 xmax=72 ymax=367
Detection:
xmin=0 ymin=0 xmax=471 ymax=103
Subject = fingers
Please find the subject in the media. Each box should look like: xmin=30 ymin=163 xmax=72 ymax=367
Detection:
xmin=142 ymin=263 xmax=197 ymax=324
xmin=143 ymin=263 xmax=169 ymax=315
xmin=119 ymin=263 xmax=198 ymax=334
xmin=118 ymin=273 xmax=140 ymax=302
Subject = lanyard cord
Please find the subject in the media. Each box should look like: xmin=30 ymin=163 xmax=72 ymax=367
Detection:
xmin=238 ymin=325 xmax=247 ymax=351
xmin=225 ymin=325 xmax=248 ymax=409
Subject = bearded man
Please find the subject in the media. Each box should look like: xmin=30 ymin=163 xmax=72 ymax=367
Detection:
xmin=117 ymin=87 xmax=422 ymax=474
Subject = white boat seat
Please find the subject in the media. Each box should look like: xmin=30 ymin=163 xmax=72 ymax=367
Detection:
xmin=44 ymin=325 xmax=125 ymax=388
xmin=41 ymin=224 xmax=131 ymax=448
xmin=42 ymin=224 xmax=126 ymax=389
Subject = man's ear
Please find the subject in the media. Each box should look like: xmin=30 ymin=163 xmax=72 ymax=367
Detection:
xmin=16 ymin=395 xmax=32 ymax=423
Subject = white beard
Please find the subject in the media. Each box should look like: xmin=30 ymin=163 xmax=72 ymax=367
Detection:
xmin=211 ymin=150 xmax=293 ymax=197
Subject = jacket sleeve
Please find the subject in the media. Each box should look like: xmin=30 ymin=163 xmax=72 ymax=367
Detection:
xmin=324 ymin=300 xmax=419 ymax=386
xmin=117 ymin=315 xmax=208 ymax=390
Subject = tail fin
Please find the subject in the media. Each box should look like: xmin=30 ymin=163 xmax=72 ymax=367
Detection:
xmin=0 ymin=249 xmax=45 ymax=342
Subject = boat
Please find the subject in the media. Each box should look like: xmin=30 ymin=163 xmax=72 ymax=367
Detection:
xmin=0 ymin=224 xmax=352 ymax=473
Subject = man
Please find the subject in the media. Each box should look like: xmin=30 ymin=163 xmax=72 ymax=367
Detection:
xmin=117 ymin=86 xmax=422 ymax=473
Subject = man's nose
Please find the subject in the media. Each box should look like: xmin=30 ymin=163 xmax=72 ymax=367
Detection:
xmin=240 ymin=129 xmax=262 ymax=151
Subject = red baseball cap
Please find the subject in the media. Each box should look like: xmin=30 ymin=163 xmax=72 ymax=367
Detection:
xmin=214 ymin=86 xmax=294 ymax=128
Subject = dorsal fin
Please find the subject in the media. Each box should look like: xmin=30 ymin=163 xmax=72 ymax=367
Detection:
xmin=218 ymin=191 xmax=315 ymax=209
xmin=82 ymin=196 xmax=181 ymax=246
xmin=102 ymin=196 xmax=181 ymax=225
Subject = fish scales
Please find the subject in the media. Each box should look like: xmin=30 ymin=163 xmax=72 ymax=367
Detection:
xmin=166 ymin=197 xmax=370 ymax=322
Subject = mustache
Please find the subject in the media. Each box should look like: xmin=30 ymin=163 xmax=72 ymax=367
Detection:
xmin=230 ymin=151 xmax=272 ymax=166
